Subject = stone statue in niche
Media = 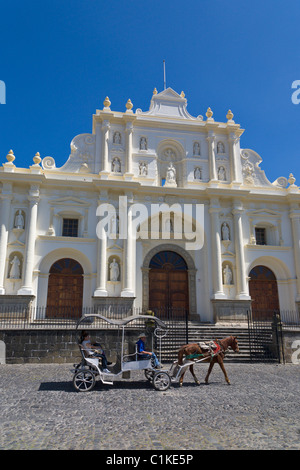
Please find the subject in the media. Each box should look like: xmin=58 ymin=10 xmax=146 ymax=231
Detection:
xmin=218 ymin=166 xmax=226 ymax=181
xmin=113 ymin=132 xmax=121 ymax=144
xmin=166 ymin=163 xmax=176 ymax=185
xmin=194 ymin=167 xmax=201 ymax=180
xmin=221 ymin=222 xmax=230 ymax=241
xmin=139 ymin=161 xmax=148 ymax=176
xmin=9 ymin=255 xmax=21 ymax=279
xmin=223 ymin=264 xmax=233 ymax=285
xmin=110 ymin=214 xmax=119 ymax=236
xmin=112 ymin=157 xmax=121 ymax=173
xmin=14 ymin=210 xmax=24 ymax=229
xmin=110 ymin=258 xmax=120 ymax=281
xmin=217 ymin=141 xmax=225 ymax=153
xmin=193 ymin=142 xmax=200 ymax=155
xmin=140 ymin=137 xmax=147 ymax=150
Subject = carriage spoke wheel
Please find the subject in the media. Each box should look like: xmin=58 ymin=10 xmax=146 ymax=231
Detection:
xmin=73 ymin=370 xmax=96 ymax=392
xmin=153 ymin=371 xmax=171 ymax=391
xmin=144 ymin=369 xmax=155 ymax=382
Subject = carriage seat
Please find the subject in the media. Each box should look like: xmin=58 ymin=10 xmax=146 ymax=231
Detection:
xmin=122 ymin=345 xmax=149 ymax=362
xmin=78 ymin=343 xmax=103 ymax=366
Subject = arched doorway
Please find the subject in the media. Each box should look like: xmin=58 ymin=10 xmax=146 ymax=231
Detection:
xmin=46 ymin=258 xmax=83 ymax=318
xmin=249 ymin=265 xmax=279 ymax=319
xmin=148 ymin=251 xmax=189 ymax=317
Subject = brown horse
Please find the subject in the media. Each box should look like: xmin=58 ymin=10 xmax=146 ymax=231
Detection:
xmin=177 ymin=336 xmax=239 ymax=386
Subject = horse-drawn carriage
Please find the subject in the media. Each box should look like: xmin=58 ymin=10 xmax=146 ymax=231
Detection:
xmin=72 ymin=313 xmax=172 ymax=392
xmin=72 ymin=313 xmax=239 ymax=392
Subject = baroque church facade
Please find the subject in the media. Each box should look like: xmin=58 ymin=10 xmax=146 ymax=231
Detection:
xmin=1 ymin=88 xmax=300 ymax=322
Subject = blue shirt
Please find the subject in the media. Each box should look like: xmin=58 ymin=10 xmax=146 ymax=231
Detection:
xmin=136 ymin=339 xmax=145 ymax=353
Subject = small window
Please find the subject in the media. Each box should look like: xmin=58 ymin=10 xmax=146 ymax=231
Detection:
xmin=255 ymin=227 xmax=266 ymax=245
xmin=62 ymin=218 xmax=78 ymax=237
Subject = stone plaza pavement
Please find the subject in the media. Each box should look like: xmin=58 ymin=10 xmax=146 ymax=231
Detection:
xmin=0 ymin=362 xmax=300 ymax=451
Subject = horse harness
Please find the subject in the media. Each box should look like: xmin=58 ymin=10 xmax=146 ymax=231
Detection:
xmin=186 ymin=340 xmax=226 ymax=363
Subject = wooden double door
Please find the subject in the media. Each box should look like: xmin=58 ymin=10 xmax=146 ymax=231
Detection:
xmin=249 ymin=265 xmax=279 ymax=319
xmin=149 ymin=251 xmax=189 ymax=316
xmin=46 ymin=258 xmax=83 ymax=318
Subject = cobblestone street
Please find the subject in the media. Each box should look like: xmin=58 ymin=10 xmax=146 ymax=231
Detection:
xmin=0 ymin=362 xmax=299 ymax=451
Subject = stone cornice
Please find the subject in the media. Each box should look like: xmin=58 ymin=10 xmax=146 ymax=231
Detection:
xmin=92 ymin=107 xmax=244 ymax=136
xmin=1 ymin=167 xmax=299 ymax=204
xmin=38 ymin=235 xmax=96 ymax=243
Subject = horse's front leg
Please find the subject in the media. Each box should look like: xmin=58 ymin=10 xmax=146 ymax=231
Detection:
xmin=218 ymin=357 xmax=230 ymax=384
xmin=204 ymin=359 xmax=215 ymax=384
xmin=190 ymin=364 xmax=200 ymax=385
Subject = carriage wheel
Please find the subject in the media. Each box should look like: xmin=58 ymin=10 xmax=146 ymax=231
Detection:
xmin=153 ymin=371 xmax=171 ymax=391
xmin=73 ymin=370 xmax=96 ymax=392
xmin=144 ymin=369 xmax=154 ymax=382
xmin=74 ymin=362 xmax=91 ymax=373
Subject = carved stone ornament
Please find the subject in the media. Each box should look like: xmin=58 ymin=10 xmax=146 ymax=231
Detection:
xmin=42 ymin=156 xmax=56 ymax=170
xmin=223 ymin=264 xmax=233 ymax=285
xmin=139 ymin=137 xmax=148 ymax=150
xmin=112 ymin=157 xmax=121 ymax=173
xmin=9 ymin=255 xmax=21 ymax=279
xmin=109 ymin=258 xmax=120 ymax=281
xmin=194 ymin=167 xmax=201 ymax=180
xmin=139 ymin=161 xmax=148 ymax=176
xmin=14 ymin=210 xmax=25 ymax=229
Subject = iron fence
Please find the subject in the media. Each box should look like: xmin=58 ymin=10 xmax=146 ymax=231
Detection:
xmin=249 ymin=309 xmax=300 ymax=330
xmin=0 ymin=304 xmax=189 ymax=335
xmin=247 ymin=310 xmax=289 ymax=363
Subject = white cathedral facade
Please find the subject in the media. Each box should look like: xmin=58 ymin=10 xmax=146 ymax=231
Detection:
xmin=1 ymin=87 xmax=300 ymax=322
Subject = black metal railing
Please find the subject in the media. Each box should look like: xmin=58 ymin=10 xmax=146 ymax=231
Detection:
xmin=246 ymin=309 xmax=300 ymax=363
xmin=250 ymin=309 xmax=300 ymax=330
xmin=0 ymin=304 xmax=189 ymax=334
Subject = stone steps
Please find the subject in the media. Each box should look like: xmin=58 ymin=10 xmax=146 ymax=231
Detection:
xmin=158 ymin=323 xmax=277 ymax=363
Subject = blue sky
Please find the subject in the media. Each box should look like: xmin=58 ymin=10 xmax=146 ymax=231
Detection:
xmin=1 ymin=0 xmax=299 ymax=183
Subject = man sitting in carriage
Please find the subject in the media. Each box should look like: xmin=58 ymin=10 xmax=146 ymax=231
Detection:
xmin=136 ymin=333 xmax=161 ymax=368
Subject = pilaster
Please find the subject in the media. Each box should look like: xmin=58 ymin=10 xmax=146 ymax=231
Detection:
xmin=207 ymin=131 xmax=217 ymax=183
xmin=99 ymin=119 xmax=111 ymax=179
xmin=0 ymin=184 xmax=13 ymax=294
xmin=124 ymin=119 xmax=134 ymax=180
xmin=209 ymin=198 xmax=225 ymax=299
xmin=232 ymin=201 xmax=250 ymax=300
xmin=94 ymin=193 xmax=108 ymax=296
xmin=121 ymin=193 xmax=135 ymax=297
xmin=18 ymin=185 xmax=40 ymax=295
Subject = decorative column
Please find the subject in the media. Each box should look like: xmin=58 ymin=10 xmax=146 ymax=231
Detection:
xmin=124 ymin=120 xmax=134 ymax=179
xmin=209 ymin=198 xmax=225 ymax=298
xmin=228 ymin=132 xmax=240 ymax=184
xmin=207 ymin=132 xmax=217 ymax=182
xmin=99 ymin=119 xmax=110 ymax=178
xmin=0 ymin=184 xmax=13 ymax=294
xmin=232 ymin=201 xmax=250 ymax=299
xmin=94 ymin=194 xmax=108 ymax=297
xmin=18 ymin=186 xmax=40 ymax=295
xmin=94 ymin=122 xmax=102 ymax=174
xmin=121 ymin=194 xmax=135 ymax=297
xmin=289 ymin=205 xmax=300 ymax=301
xmin=94 ymin=227 xmax=108 ymax=297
